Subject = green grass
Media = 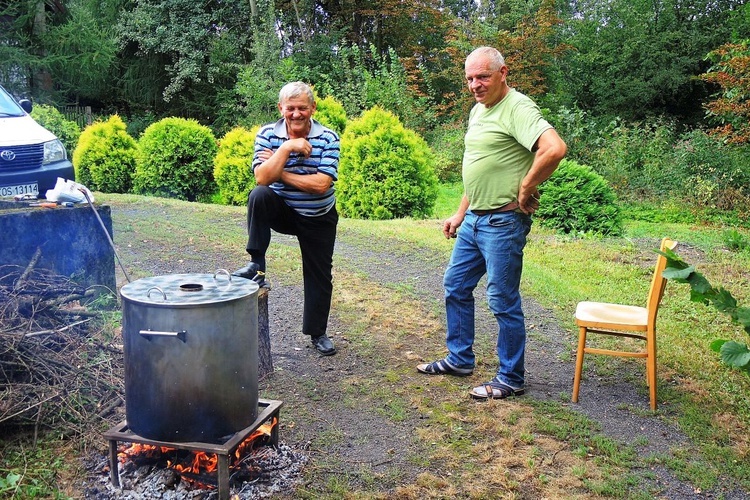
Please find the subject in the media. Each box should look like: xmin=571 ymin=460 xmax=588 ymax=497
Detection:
xmin=0 ymin=435 xmax=77 ymax=499
xmin=433 ymin=180 xmax=463 ymax=219
xmin=429 ymin=184 xmax=750 ymax=491
xmin=337 ymin=184 xmax=750 ymax=493
xmin=107 ymin=189 xmax=750 ymax=494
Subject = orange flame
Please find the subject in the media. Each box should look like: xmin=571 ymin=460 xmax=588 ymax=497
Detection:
xmin=117 ymin=417 xmax=278 ymax=487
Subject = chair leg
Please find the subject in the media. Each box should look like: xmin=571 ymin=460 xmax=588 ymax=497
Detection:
xmin=572 ymin=326 xmax=587 ymax=403
xmin=647 ymin=331 xmax=658 ymax=410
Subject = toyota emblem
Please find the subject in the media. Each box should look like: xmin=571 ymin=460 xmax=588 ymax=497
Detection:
xmin=0 ymin=150 xmax=16 ymax=161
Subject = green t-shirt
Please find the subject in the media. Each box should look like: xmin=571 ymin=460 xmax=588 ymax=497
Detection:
xmin=462 ymin=88 xmax=552 ymax=210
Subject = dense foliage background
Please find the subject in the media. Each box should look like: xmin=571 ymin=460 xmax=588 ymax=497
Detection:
xmin=2 ymin=0 xmax=749 ymax=222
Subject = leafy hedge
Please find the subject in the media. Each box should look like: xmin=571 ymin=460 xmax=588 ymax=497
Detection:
xmin=72 ymin=115 xmax=136 ymax=193
xmin=314 ymin=95 xmax=347 ymax=135
xmin=214 ymin=125 xmax=259 ymax=205
xmin=133 ymin=117 xmax=217 ymax=201
xmin=337 ymin=106 xmax=438 ymax=220
xmin=536 ymin=159 xmax=623 ymax=236
xmin=30 ymin=104 xmax=81 ymax=153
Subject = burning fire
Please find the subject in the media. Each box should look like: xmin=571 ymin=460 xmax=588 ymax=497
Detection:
xmin=117 ymin=417 xmax=277 ymax=487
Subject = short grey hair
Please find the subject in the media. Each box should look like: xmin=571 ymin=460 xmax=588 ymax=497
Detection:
xmin=467 ymin=47 xmax=505 ymax=72
xmin=279 ymin=81 xmax=315 ymax=105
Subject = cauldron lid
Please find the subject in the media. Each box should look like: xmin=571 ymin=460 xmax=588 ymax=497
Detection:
xmin=120 ymin=272 xmax=258 ymax=306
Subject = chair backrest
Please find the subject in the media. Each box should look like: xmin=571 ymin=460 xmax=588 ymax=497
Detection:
xmin=647 ymin=237 xmax=678 ymax=327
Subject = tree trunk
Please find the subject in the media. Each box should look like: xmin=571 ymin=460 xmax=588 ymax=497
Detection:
xmin=257 ymin=288 xmax=273 ymax=380
xmin=32 ymin=1 xmax=54 ymax=93
xmin=290 ymin=0 xmax=309 ymax=41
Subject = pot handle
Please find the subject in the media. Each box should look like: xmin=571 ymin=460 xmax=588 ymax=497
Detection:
xmin=139 ymin=329 xmax=187 ymax=343
xmin=146 ymin=287 xmax=168 ymax=301
xmin=213 ymin=268 xmax=232 ymax=282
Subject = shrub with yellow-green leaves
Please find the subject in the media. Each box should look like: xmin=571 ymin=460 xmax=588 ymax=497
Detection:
xmin=134 ymin=117 xmax=217 ymax=201
xmin=314 ymin=95 xmax=347 ymax=135
xmin=30 ymin=104 xmax=81 ymax=153
xmin=214 ymin=125 xmax=260 ymax=205
xmin=338 ymin=106 xmax=438 ymax=220
xmin=72 ymin=115 xmax=136 ymax=193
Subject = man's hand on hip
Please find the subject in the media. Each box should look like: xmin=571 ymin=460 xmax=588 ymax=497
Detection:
xmin=518 ymin=187 xmax=540 ymax=215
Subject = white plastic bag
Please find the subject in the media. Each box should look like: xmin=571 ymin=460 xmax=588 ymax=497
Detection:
xmin=45 ymin=177 xmax=94 ymax=203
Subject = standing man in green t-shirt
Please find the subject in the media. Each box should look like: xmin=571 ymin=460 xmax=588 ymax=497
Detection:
xmin=417 ymin=46 xmax=567 ymax=399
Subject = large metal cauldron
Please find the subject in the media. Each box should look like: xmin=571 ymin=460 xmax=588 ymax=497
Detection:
xmin=120 ymin=271 xmax=259 ymax=442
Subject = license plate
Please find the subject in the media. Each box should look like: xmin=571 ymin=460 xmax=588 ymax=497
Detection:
xmin=0 ymin=183 xmax=39 ymax=198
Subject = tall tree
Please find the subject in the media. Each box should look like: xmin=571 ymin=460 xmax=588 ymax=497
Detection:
xmin=41 ymin=0 xmax=120 ymax=105
xmin=559 ymin=0 xmax=746 ymax=122
xmin=700 ymin=41 xmax=750 ymax=145
xmin=0 ymin=0 xmax=67 ymax=97
xmin=117 ymin=0 xmax=254 ymax=120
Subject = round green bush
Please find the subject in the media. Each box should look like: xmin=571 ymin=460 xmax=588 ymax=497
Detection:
xmin=30 ymin=104 xmax=81 ymax=153
xmin=214 ymin=125 xmax=259 ymax=205
xmin=536 ymin=159 xmax=623 ymax=236
xmin=314 ymin=95 xmax=347 ymax=135
xmin=134 ymin=117 xmax=218 ymax=201
xmin=72 ymin=115 xmax=136 ymax=193
xmin=338 ymin=106 xmax=438 ymax=220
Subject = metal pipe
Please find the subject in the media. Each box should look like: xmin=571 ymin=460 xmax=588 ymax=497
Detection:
xmin=78 ymin=188 xmax=132 ymax=283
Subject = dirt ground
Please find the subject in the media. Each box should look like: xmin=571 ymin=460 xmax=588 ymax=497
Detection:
xmin=80 ymin=202 xmax=749 ymax=499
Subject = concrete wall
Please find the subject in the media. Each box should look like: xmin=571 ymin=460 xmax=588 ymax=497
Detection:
xmin=0 ymin=201 xmax=116 ymax=295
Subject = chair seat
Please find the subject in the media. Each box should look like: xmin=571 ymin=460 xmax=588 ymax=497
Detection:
xmin=575 ymin=301 xmax=648 ymax=329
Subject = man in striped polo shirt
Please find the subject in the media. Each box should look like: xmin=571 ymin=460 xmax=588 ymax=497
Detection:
xmin=233 ymin=81 xmax=340 ymax=356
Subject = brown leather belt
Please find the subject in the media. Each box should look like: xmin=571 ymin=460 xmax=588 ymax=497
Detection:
xmin=471 ymin=202 xmax=519 ymax=216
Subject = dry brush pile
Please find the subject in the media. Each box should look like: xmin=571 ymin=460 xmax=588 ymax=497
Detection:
xmin=0 ymin=252 xmax=123 ymax=445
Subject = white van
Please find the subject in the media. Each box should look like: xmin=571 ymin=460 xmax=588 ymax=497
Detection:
xmin=0 ymin=84 xmax=75 ymax=199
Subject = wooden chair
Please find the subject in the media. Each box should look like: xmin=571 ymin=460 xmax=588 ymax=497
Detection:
xmin=572 ymin=237 xmax=677 ymax=410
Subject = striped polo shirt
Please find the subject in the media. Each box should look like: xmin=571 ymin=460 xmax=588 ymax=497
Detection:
xmin=253 ymin=118 xmax=339 ymax=217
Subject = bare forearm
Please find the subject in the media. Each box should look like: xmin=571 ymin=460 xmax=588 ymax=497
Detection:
xmin=255 ymin=139 xmax=313 ymax=186
xmin=254 ymin=153 xmax=289 ymax=185
xmin=456 ymin=195 xmax=469 ymax=217
xmin=279 ymin=171 xmax=333 ymax=194
xmin=517 ymin=129 xmax=567 ymax=214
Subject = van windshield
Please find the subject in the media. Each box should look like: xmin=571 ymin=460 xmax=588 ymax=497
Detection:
xmin=0 ymin=87 xmax=25 ymax=117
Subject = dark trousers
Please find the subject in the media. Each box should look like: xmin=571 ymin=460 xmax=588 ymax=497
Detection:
xmin=245 ymin=185 xmax=338 ymax=338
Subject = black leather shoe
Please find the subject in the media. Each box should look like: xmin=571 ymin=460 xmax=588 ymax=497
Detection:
xmin=311 ymin=334 xmax=336 ymax=356
xmin=232 ymin=262 xmax=267 ymax=286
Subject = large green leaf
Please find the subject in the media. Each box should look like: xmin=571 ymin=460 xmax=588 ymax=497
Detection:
xmin=711 ymin=288 xmax=738 ymax=314
xmin=662 ymin=265 xmax=695 ymax=281
xmin=710 ymin=339 xmax=727 ymax=353
xmin=737 ymin=307 xmax=750 ymax=334
xmin=719 ymin=341 xmax=750 ymax=372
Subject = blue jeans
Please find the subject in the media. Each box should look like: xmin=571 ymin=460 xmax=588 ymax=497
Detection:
xmin=443 ymin=211 xmax=532 ymax=387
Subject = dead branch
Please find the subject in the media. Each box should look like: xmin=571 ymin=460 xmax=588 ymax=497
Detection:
xmin=14 ymin=247 xmax=42 ymax=291
xmin=0 ymin=266 xmax=124 ymax=447
xmin=21 ymin=319 xmax=91 ymax=338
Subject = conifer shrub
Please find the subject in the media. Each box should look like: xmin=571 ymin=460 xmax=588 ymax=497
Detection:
xmin=72 ymin=115 xmax=136 ymax=193
xmin=314 ymin=95 xmax=347 ymax=135
xmin=338 ymin=106 xmax=438 ymax=220
xmin=536 ymin=159 xmax=623 ymax=236
xmin=214 ymin=125 xmax=259 ymax=205
xmin=134 ymin=117 xmax=217 ymax=201
xmin=30 ymin=104 xmax=81 ymax=152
